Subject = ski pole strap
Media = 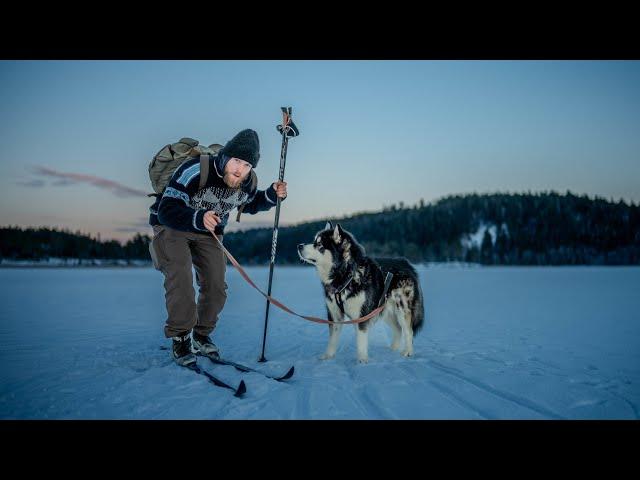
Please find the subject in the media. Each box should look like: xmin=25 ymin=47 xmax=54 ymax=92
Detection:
xmin=276 ymin=121 xmax=299 ymax=137
xmin=212 ymin=233 xmax=385 ymax=325
xmin=276 ymin=106 xmax=300 ymax=137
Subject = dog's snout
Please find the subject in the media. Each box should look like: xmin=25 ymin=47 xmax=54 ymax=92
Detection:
xmin=297 ymin=243 xmax=304 ymax=251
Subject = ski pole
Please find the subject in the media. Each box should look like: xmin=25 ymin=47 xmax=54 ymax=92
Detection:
xmin=258 ymin=107 xmax=299 ymax=362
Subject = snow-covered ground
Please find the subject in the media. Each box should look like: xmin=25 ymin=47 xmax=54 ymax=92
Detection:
xmin=0 ymin=265 xmax=638 ymax=419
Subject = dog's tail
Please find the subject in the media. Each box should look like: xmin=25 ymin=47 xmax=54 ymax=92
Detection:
xmin=412 ymin=276 xmax=425 ymax=334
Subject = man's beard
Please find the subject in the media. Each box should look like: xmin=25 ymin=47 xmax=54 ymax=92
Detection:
xmin=223 ymin=172 xmax=248 ymax=189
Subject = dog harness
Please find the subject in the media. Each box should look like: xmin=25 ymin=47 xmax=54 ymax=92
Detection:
xmin=329 ymin=275 xmax=354 ymax=315
xmin=328 ymin=271 xmax=395 ymax=316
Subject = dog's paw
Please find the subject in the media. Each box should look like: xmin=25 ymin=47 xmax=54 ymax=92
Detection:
xmin=319 ymin=353 xmax=335 ymax=360
xmin=357 ymin=357 xmax=369 ymax=364
xmin=401 ymin=350 xmax=414 ymax=357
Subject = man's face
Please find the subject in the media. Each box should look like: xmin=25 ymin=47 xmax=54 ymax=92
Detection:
xmin=223 ymin=157 xmax=252 ymax=188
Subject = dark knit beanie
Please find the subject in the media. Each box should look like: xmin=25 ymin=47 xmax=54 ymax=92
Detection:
xmin=220 ymin=129 xmax=260 ymax=168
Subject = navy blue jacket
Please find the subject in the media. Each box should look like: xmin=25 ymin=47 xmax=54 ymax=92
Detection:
xmin=149 ymin=155 xmax=280 ymax=235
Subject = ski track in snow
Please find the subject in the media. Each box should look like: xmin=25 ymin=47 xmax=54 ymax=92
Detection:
xmin=427 ymin=378 xmax=492 ymax=419
xmin=345 ymin=364 xmax=397 ymax=419
xmin=425 ymin=359 xmax=566 ymax=419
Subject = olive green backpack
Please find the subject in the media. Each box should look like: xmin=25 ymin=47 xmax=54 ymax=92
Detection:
xmin=148 ymin=137 xmax=223 ymax=197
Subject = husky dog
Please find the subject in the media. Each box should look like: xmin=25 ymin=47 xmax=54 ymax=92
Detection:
xmin=297 ymin=222 xmax=424 ymax=363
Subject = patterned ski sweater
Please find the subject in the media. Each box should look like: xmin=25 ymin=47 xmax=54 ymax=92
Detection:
xmin=149 ymin=155 xmax=280 ymax=235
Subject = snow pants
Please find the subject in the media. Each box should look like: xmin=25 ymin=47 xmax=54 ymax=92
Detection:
xmin=150 ymin=225 xmax=227 ymax=338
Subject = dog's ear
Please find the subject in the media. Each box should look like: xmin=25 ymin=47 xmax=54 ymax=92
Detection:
xmin=325 ymin=221 xmax=333 ymax=231
xmin=333 ymin=223 xmax=344 ymax=244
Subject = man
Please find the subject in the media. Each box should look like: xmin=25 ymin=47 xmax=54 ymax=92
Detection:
xmin=149 ymin=129 xmax=287 ymax=366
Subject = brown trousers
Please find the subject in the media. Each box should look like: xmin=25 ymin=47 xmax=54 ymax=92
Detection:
xmin=150 ymin=225 xmax=227 ymax=338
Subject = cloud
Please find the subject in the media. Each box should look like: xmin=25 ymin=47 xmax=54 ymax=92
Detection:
xmin=16 ymin=179 xmax=45 ymax=187
xmin=52 ymin=179 xmax=76 ymax=186
xmin=32 ymin=166 xmax=148 ymax=198
xmin=115 ymin=218 xmax=153 ymax=233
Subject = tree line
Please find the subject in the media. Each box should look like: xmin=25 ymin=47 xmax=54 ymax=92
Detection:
xmin=224 ymin=191 xmax=640 ymax=266
xmin=0 ymin=228 xmax=151 ymax=261
xmin=2 ymin=191 xmax=639 ymax=265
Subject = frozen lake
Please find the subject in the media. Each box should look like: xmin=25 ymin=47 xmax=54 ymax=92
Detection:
xmin=1 ymin=265 xmax=638 ymax=419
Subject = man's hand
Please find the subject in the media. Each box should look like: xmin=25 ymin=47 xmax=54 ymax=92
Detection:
xmin=203 ymin=211 xmax=221 ymax=234
xmin=272 ymin=181 xmax=288 ymax=199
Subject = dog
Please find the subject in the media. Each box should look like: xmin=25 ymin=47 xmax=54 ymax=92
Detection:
xmin=297 ymin=221 xmax=424 ymax=363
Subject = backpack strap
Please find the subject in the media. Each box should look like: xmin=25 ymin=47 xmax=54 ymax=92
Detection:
xmin=235 ymin=205 xmax=246 ymax=222
xmin=199 ymin=155 xmax=210 ymax=190
xmin=235 ymin=170 xmax=258 ymax=222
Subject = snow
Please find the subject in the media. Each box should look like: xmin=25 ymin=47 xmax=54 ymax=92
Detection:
xmin=0 ymin=265 xmax=638 ymax=419
xmin=461 ymin=222 xmax=508 ymax=249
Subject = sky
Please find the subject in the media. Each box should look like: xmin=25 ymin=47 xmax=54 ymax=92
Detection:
xmin=1 ymin=60 xmax=639 ymax=242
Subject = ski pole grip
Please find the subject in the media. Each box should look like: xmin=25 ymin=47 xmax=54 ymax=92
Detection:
xmin=276 ymin=106 xmax=299 ymax=137
xmin=281 ymin=106 xmax=290 ymax=126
